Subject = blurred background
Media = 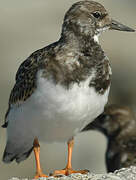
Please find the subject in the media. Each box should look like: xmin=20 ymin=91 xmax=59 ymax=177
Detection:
xmin=0 ymin=0 xmax=135 ymax=179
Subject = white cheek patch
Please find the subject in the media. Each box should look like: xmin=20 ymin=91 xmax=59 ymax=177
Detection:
xmin=94 ymin=26 xmax=109 ymax=43
xmin=97 ymin=26 xmax=110 ymax=33
xmin=93 ymin=34 xmax=99 ymax=43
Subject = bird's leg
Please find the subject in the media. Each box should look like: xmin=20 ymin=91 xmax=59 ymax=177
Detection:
xmin=52 ymin=137 xmax=89 ymax=176
xmin=65 ymin=137 xmax=74 ymax=170
xmin=33 ymin=138 xmax=48 ymax=179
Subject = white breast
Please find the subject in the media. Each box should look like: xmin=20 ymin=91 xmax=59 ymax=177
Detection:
xmin=7 ymin=70 xmax=110 ymax=143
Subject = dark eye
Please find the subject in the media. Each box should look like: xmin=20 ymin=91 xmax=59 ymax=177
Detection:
xmin=92 ymin=11 xmax=101 ymax=18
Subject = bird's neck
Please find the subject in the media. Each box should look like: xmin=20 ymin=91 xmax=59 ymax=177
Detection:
xmin=60 ymin=30 xmax=101 ymax=54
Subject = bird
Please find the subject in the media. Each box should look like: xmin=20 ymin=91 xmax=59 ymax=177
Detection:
xmin=83 ymin=104 xmax=136 ymax=172
xmin=2 ymin=1 xmax=135 ymax=178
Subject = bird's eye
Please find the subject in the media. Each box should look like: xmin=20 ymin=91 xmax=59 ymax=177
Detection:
xmin=92 ymin=11 xmax=101 ymax=18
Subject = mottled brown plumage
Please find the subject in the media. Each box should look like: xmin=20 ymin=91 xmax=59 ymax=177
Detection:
xmin=4 ymin=39 xmax=110 ymax=124
xmin=3 ymin=1 xmax=114 ymax=127
xmin=83 ymin=104 xmax=136 ymax=172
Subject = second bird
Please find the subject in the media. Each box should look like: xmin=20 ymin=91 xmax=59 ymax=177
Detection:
xmin=83 ymin=104 xmax=136 ymax=172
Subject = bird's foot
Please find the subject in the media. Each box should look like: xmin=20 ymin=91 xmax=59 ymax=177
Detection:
xmin=51 ymin=168 xmax=89 ymax=176
xmin=34 ymin=171 xmax=48 ymax=179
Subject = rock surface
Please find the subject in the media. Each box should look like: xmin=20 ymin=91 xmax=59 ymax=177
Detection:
xmin=8 ymin=166 xmax=136 ymax=180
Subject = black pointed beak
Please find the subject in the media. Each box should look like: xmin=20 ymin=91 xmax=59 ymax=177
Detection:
xmin=82 ymin=114 xmax=106 ymax=132
xmin=82 ymin=121 xmax=97 ymax=131
xmin=110 ymin=19 xmax=135 ymax=32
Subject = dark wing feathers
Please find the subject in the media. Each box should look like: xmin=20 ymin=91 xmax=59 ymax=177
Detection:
xmin=2 ymin=51 xmax=44 ymax=128
xmin=10 ymin=59 xmax=38 ymax=105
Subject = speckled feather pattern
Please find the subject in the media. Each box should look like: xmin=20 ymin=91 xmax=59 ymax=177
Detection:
xmin=4 ymin=37 xmax=111 ymax=127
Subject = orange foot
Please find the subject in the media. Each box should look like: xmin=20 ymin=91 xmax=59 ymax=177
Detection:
xmin=51 ymin=168 xmax=89 ymax=176
xmin=34 ymin=172 xmax=48 ymax=179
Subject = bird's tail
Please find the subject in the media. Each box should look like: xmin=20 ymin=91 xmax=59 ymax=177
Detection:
xmin=3 ymin=141 xmax=33 ymax=163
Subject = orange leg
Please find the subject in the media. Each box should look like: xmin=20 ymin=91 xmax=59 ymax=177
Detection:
xmin=52 ymin=137 xmax=89 ymax=176
xmin=33 ymin=138 xmax=48 ymax=179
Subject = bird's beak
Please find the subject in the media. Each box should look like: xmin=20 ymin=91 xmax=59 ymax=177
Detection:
xmin=110 ymin=19 xmax=135 ymax=32
xmin=82 ymin=114 xmax=106 ymax=131
xmin=82 ymin=121 xmax=96 ymax=131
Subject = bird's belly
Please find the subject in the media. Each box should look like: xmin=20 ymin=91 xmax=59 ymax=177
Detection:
xmin=7 ymin=76 xmax=110 ymax=143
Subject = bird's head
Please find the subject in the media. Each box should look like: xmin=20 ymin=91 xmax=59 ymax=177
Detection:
xmin=62 ymin=1 xmax=135 ymax=41
xmin=83 ymin=104 xmax=135 ymax=138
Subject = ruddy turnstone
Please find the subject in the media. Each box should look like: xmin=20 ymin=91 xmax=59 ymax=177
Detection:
xmin=2 ymin=1 xmax=135 ymax=178
xmin=83 ymin=104 xmax=136 ymax=172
